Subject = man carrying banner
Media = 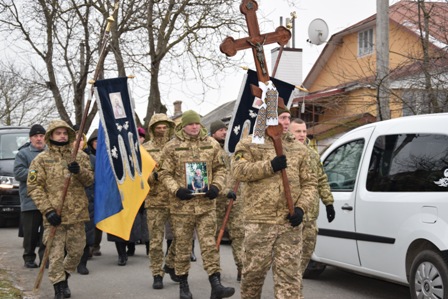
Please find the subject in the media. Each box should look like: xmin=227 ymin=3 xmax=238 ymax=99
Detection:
xmin=231 ymin=106 xmax=317 ymax=299
xmin=159 ymin=110 xmax=235 ymax=299
xmin=142 ymin=113 xmax=178 ymax=289
xmin=210 ymin=120 xmax=244 ymax=282
xmin=27 ymin=120 xmax=94 ymax=299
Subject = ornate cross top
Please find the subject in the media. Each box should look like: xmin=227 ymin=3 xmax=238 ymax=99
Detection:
xmin=220 ymin=0 xmax=291 ymax=83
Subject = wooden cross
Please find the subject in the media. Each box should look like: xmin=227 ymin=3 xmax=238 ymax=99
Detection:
xmin=220 ymin=0 xmax=291 ymax=84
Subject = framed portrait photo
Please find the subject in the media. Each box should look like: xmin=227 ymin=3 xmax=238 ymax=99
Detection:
xmin=185 ymin=162 xmax=209 ymax=195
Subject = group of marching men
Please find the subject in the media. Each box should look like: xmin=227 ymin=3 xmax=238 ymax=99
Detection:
xmin=143 ymin=105 xmax=335 ymax=299
xmin=14 ymin=103 xmax=336 ymax=299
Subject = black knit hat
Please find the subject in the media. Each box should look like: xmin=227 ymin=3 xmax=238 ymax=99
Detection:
xmin=210 ymin=120 xmax=227 ymax=135
xmin=29 ymin=124 xmax=46 ymax=137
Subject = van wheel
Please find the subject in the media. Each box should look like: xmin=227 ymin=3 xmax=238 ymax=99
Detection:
xmin=409 ymin=250 xmax=448 ymax=299
xmin=303 ymin=260 xmax=326 ymax=279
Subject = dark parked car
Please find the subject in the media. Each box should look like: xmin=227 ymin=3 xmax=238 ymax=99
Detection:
xmin=0 ymin=126 xmax=29 ymax=227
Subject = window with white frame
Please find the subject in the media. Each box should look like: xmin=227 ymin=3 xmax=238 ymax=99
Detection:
xmin=358 ymin=28 xmax=374 ymax=56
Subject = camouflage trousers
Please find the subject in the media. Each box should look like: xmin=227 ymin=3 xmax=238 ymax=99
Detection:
xmin=215 ymin=197 xmax=244 ymax=271
xmin=299 ymin=219 xmax=318 ymax=299
xmin=171 ymin=209 xmax=221 ymax=276
xmin=146 ymin=207 xmax=175 ymax=276
xmin=43 ymin=223 xmax=85 ymax=284
xmin=241 ymin=222 xmax=303 ymax=299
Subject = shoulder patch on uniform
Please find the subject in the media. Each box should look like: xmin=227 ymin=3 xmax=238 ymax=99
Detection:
xmin=28 ymin=170 xmax=38 ymax=183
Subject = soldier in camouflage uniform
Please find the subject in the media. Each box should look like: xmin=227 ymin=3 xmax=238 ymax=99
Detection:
xmin=209 ymin=120 xmax=244 ymax=282
xmin=142 ymin=113 xmax=178 ymax=289
xmin=159 ymin=110 xmax=235 ymax=299
xmin=289 ymin=118 xmax=335 ymax=299
xmin=232 ymin=107 xmax=317 ymax=299
xmin=27 ymin=120 xmax=94 ymax=299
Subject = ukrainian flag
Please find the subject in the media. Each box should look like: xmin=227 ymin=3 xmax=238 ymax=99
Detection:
xmin=93 ymin=77 xmax=155 ymax=240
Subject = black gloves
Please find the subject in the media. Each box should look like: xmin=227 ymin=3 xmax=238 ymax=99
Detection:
xmin=286 ymin=207 xmax=304 ymax=227
xmin=67 ymin=161 xmax=80 ymax=174
xmin=45 ymin=210 xmax=61 ymax=226
xmin=176 ymin=187 xmax=194 ymax=201
xmin=226 ymin=191 xmax=237 ymax=201
xmin=271 ymin=155 xmax=287 ymax=172
xmin=206 ymin=185 xmax=219 ymax=200
xmin=326 ymin=204 xmax=336 ymax=223
xmin=153 ymin=172 xmax=158 ymax=181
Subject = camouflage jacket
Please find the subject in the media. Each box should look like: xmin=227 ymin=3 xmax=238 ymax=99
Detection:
xmin=27 ymin=120 xmax=94 ymax=225
xmin=158 ymin=124 xmax=226 ymax=215
xmin=231 ymin=132 xmax=317 ymax=224
xmin=215 ymin=146 xmax=242 ymax=208
xmin=306 ymin=145 xmax=334 ymax=221
xmin=142 ymin=113 xmax=175 ymax=208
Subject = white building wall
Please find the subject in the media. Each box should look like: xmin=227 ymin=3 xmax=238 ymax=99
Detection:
xmin=271 ymin=47 xmax=303 ymax=86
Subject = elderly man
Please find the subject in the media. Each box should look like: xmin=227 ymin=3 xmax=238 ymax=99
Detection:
xmin=14 ymin=124 xmax=47 ymax=268
xmin=159 ymin=110 xmax=235 ymax=299
xmin=27 ymin=120 xmax=93 ymax=299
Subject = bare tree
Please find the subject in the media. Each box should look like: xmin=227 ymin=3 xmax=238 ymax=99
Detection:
xmin=0 ymin=0 xmax=248 ymax=131
xmin=0 ymin=62 xmax=56 ymax=126
xmin=124 ymin=0 xmax=246 ymax=128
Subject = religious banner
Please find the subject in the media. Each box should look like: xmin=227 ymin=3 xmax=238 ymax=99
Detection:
xmin=224 ymin=69 xmax=296 ymax=154
xmin=93 ymin=77 xmax=155 ymax=240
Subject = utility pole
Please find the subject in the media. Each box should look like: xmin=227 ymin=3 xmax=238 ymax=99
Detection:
xmin=376 ymin=0 xmax=391 ymax=120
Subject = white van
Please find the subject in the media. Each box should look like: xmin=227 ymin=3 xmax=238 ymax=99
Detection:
xmin=310 ymin=113 xmax=448 ymax=299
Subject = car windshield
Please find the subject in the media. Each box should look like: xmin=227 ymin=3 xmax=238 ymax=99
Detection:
xmin=0 ymin=132 xmax=29 ymax=159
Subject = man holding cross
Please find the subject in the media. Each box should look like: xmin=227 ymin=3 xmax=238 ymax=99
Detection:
xmin=221 ymin=2 xmax=316 ymax=297
xmin=231 ymin=105 xmax=316 ymax=298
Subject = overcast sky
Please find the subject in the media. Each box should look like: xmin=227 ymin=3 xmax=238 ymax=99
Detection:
xmin=146 ymin=0 xmax=402 ymax=119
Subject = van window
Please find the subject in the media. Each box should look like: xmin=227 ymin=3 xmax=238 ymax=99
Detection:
xmin=0 ymin=133 xmax=29 ymax=159
xmin=367 ymin=134 xmax=448 ymax=192
xmin=323 ymin=139 xmax=364 ymax=191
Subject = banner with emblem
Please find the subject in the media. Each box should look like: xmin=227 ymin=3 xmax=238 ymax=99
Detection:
xmin=93 ymin=77 xmax=155 ymax=240
xmin=224 ymin=69 xmax=297 ymax=154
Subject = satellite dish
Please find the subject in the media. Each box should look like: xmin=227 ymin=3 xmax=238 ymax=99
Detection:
xmin=307 ymin=18 xmax=329 ymax=45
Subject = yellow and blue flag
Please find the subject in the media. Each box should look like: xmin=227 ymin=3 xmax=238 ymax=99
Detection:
xmin=93 ymin=77 xmax=155 ymax=240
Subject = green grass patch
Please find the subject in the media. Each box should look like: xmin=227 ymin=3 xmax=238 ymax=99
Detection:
xmin=0 ymin=268 xmax=22 ymax=299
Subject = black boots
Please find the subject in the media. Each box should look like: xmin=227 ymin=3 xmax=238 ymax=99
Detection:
xmin=53 ymin=282 xmax=64 ymax=299
xmin=145 ymin=241 xmax=150 ymax=255
xmin=209 ymin=272 xmax=235 ymax=299
xmin=164 ymin=264 xmax=180 ymax=282
xmin=62 ymin=272 xmax=71 ymax=298
xmin=53 ymin=273 xmax=71 ymax=299
xmin=179 ymin=274 xmax=193 ymax=299
xmin=153 ymin=275 xmax=163 ymax=289
xmin=126 ymin=242 xmax=135 ymax=256
xmin=190 ymin=240 xmax=197 ymax=262
xmin=77 ymin=245 xmax=90 ymax=275
xmin=61 ymin=280 xmax=71 ymax=298
xmin=115 ymin=242 xmax=128 ymax=266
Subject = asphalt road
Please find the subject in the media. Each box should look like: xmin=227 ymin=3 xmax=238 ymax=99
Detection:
xmin=0 ymin=227 xmax=411 ymax=299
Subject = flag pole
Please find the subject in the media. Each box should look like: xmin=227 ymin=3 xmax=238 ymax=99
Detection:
xmin=33 ymin=2 xmax=119 ymax=293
